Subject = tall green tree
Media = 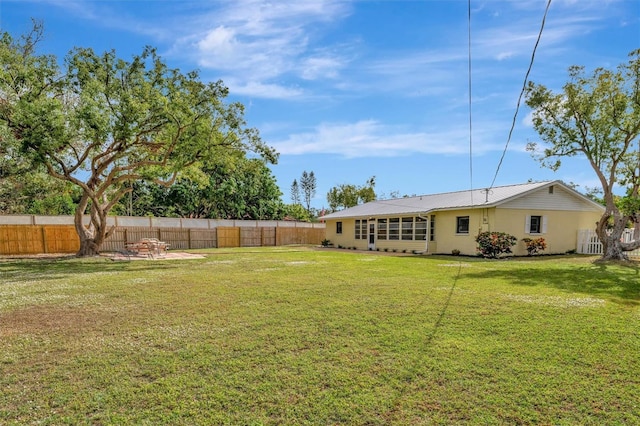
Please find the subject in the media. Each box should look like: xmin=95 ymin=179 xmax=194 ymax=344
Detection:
xmin=290 ymin=179 xmax=301 ymax=206
xmin=113 ymin=157 xmax=284 ymax=220
xmin=525 ymin=49 xmax=640 ymax=261
xmin=0 ymin=170 xmax=78 ymax=215
xmin=204 ymin=158 xmax=284 ymax=219
xmin=300 ymin=170 xmax=316 ymax=214
xmin=326 ymin=176 xmax=376 ymax=211
xmin=0 ymin=23 xmax=276 ymax=256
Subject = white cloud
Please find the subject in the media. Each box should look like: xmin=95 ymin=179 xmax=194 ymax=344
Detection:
xmin=271 ymin=120 xmax=509 ymax=158
xmin=177 ymin=0 xmax=353 ymax=95
xmin=300 ymin=54 xmax=344 ymax=80
xmin=522 ymin=111 xmax=534 ymax=127
xmin=197 ymin=26 xmax=237 ymax=56
xmin=496 ymin=51 xmax=514 ymax=61
xmin=225 ymin=79 xmax=304 ymax=99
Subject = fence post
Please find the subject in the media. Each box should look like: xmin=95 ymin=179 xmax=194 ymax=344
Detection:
xmin=41 ymin=226 xmax=47 ymax=254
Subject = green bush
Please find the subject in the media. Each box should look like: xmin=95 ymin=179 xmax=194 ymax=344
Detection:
xmin=475 ymin=231 xmax=517 ymax=258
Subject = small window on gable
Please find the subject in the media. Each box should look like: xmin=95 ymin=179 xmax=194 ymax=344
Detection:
xmin=336 ymin=221 xmax=343 ymax=234
xmin=548 ymin=185 xmax=554 ymax=194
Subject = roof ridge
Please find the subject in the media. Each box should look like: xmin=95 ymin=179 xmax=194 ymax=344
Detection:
xmin=376 ymin=180 xmax=557 ymax=202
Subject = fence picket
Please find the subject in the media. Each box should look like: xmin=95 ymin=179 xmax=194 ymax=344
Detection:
xmin=577 ymin=228 xmax=639 ymax=257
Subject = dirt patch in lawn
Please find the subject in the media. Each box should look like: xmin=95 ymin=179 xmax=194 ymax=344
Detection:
xmin=0 ymin=304 xmax=116 ymax=337
xmin=109 ymin=251 xmax=206 ymax=261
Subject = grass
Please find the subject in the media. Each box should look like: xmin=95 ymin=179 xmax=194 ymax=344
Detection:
xmin=0 ymin=247 xmax=639 ymax=425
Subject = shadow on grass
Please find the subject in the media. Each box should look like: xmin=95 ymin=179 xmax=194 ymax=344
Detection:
xmin=0 ymin=256 xmax=183 ymax=285
xmin=458 ymin=259 xmax=640 ymax=304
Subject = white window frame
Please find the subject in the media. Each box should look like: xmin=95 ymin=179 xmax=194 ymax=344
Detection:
xmin=456 ymin=216 xmax=470 ymax=234
xmin=388 ymin=218 xmax=400 ymax=240
xmin=401 ymin=217 xmax=414 ymax=241
xmin=415 ymin=217 xmax=427 ymax=240
xmin=377 ymin=218 xmax=387 ymax=240
xmin=525 ymin=215 xmax=547 ymax=234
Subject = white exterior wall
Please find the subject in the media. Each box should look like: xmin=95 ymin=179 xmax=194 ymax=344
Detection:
xmin=500 ymin=185 xmax=602 ymax=212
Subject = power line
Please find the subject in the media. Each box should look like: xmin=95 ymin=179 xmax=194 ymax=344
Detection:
xmin=468 ymin=0 xmax=474 ymax=206
xmin=489 ymin=0 xmax=552 ymax=189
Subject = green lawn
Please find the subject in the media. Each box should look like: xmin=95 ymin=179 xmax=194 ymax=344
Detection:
xmin=1 ymin=248 xmax=638 ymax=425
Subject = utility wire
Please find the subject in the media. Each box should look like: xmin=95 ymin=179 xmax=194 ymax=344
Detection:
xmin=489 ymin=0 xmax=552 ymax=189
xmin=468 ymin=0 xmax=474 ymax=206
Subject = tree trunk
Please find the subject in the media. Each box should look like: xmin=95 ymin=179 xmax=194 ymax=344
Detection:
xmin=77 ymin=234 xmax=101 ymax=257
xmin=599 ymin=234 xmax=629 ymax=261
xmin=596 ymin=210 xmax=631 ymax=262
xmin=73 ymin=193 xmax=108 ymax=257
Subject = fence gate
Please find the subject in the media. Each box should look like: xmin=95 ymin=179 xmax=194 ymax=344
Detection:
xmin=577 ymin=228 xmax=640 ymax=257
xmin=217 ymin=227 xmax=241 ymax=248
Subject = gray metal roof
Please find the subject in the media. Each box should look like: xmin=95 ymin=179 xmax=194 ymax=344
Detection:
xmin=321 ymin=180 xmax=600 ymax=219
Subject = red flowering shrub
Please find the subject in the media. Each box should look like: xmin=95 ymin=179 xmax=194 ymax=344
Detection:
xmin=475 ymin=232 xmax=517 ymax=258
xmin=522 ymin=237 xmax=547 ymax=256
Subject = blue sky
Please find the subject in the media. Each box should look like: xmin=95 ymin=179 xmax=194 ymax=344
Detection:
xmin=2 ymin=0 xmax=639 ymax=209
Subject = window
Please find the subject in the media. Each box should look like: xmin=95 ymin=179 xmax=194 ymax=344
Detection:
xmin=336 ymin=221 xmax=342 ymax=234
xmin=355 ymin=219 xmax=367 ymax=239
xmin=529 ymin=215 xmax=541 ymax=233
xmin=429 ymin=215 xmax=436 ymax=241
xmin=526 ymin=215 xmax=547 ymax=234
xmin=389 ymin=218 xmax=400 ymax=240
xmin=402 ymin=217 xmax=414 ymax=240
xmin=456 ymin=216 xmax=470 ymax=234
xmin=415 ymin=217 xmax=427 ymax=240
xmin=548 ymin=185 xmax=554 ymax=194
xmin=377 ymin=218 xmax=387 ymax=240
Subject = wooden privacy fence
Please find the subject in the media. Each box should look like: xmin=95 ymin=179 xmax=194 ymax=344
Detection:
xmin=0 ymin=221 xmax=325 ymax=255
xmin=0 ymin=225 xmax=81 ymax=255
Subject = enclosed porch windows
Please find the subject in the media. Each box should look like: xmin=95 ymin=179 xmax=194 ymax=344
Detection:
xmin=364 ymin=216 xmax=430 ymax=241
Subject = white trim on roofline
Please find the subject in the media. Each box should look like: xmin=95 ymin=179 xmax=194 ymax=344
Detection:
xmin=321 ymin=180 xmax=605 ymax=220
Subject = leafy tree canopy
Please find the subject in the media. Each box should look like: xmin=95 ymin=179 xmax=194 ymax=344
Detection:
xmin=114 ymin=157 xmax=284 ymax=220
xmin=326 ymin=176 xmax=376 ymax=212
xmin=525 ymin=49 xmax=640 ymax=260
xmin=0 ymin=169 xmax=79 ymax=215
xmin=0 ymin=21 xmax=277 ymax=255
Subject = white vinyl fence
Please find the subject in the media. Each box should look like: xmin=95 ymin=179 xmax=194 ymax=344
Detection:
xmin=577 ymin=228 xmax=640 ymax=257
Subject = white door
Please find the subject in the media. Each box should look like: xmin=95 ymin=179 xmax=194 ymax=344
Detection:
xmin=368 ymin=222 xmax=376 ymax=250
